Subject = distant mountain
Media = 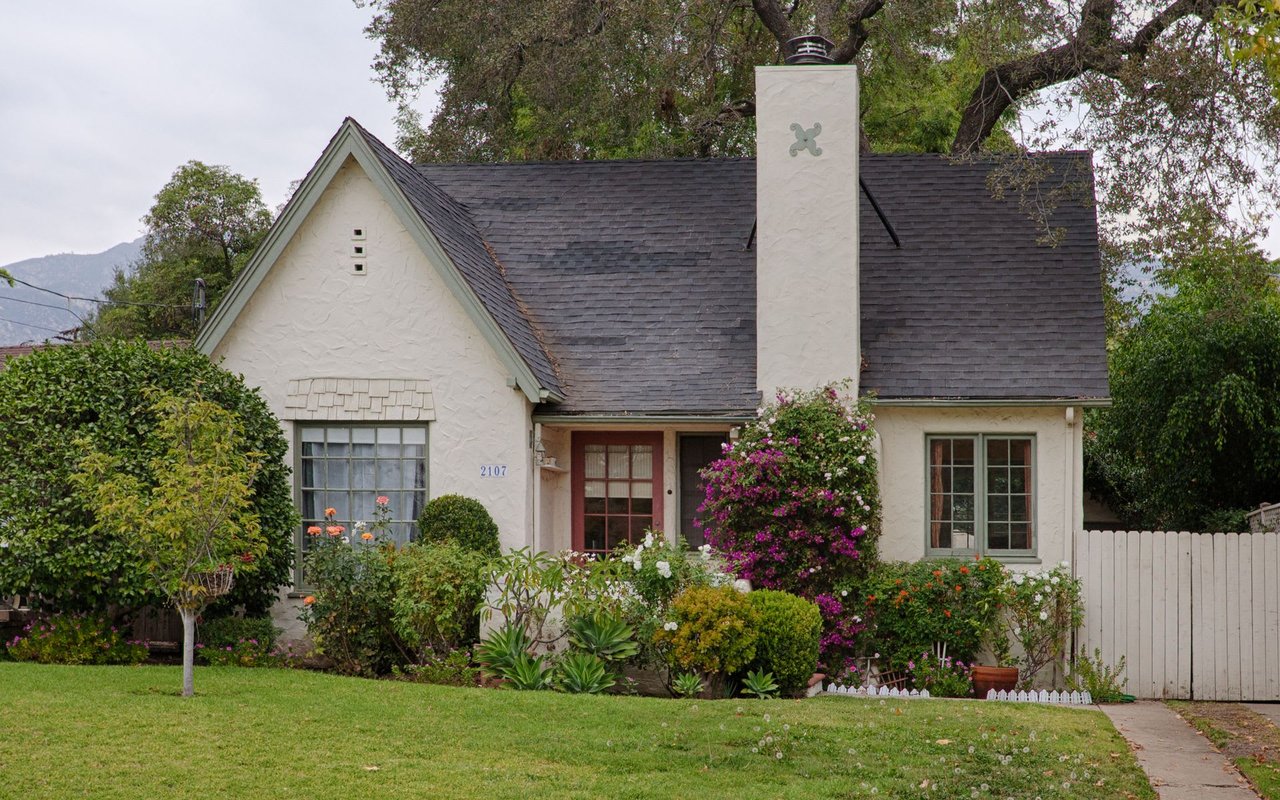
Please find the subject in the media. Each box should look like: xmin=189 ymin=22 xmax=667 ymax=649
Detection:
xmin=0 ymin=239 xmax=143 ymax=345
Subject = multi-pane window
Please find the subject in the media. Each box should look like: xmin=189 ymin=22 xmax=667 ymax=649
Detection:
xmin=928 ymin=435 xmax=1034 ymax=556
xmin=299 ymin=426 xmax=427 ymax=566
xmin=573 ymin=433 xmax=663 ymax=555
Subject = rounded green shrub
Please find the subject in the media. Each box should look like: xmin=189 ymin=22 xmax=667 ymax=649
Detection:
xmin=746 ymin=590 xmax=822 ymax=694
xmin=0 ymin=340 xmax=297 ymax=616
xmin=417 ymin=494 xmax=500 ymax=557
xmin=391 ymin=541 xmax=490 ymax=657
xmin=653 ymin=585 xmax=759 ymax=677
xmin=198 ymin=615 xmax=279 ymax=651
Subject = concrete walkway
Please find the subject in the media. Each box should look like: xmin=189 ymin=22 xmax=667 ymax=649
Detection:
xmin=1101 ymin=702 xmax=1258 ymax=799
xmin=1246 ymin=703 xmax=1280 ymax=728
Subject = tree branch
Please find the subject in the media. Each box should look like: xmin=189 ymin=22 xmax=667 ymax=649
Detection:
xmin=828 ymin=0 xmax=887 ymax=64
xmin=752 ymin=0 xmax=795 ymax=50
xmin=950 ymin=0 xmax=1230 ymax=154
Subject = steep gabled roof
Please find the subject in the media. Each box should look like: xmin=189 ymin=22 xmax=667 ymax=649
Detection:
xmin=195 ymin=119 xmax=562 ymax=403
xmin=419 ymin=154 xmax=1109 ymax=415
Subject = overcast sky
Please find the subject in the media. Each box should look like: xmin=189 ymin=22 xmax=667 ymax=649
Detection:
xmin=2 ymin=4 xmax=1277 ymax=268
xmin=0 ymin=0 xmax=419 ymax=267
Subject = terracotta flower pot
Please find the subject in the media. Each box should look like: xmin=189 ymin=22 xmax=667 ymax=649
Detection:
xmin=971 ymin=665 xmax=1019 ymax=698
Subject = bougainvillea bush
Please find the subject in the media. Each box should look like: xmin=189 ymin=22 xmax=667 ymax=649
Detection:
xmin=699 ymin=384 xmax=880 ymax=670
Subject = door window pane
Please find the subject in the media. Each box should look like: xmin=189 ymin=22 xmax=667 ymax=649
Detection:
xmin=576 ymin=436 xmax=662 ymax=554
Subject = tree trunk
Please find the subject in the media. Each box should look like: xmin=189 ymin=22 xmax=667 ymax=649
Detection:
xmin=179 ymin=606 xmax=196 ymax=697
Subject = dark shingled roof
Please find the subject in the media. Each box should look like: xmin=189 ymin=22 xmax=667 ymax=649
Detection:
xmin=412 ymin=154 xmax=1108 ymax=415
xmin=351 ymin=122 xmax=563 ymax=396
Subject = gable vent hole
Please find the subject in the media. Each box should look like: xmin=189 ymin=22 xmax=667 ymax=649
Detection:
xmin=353 ymin=262 xmax=366 ymax=275
xmin=352 ymin=228 xmax=365 ymax=239
xmin=353 ymin=245 xmax=364 ymax=255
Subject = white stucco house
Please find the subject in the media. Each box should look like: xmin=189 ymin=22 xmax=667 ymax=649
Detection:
xmin=194 ymin=62 xmax=1108 ymax=631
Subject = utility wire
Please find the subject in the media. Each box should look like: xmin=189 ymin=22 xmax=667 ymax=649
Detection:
xmin=0 ymin=292 xmax=91 ymax=318
xmin=0 ymin=314 xmax=71 ymax=335
xmin=7 ymin=276 xmax=188 ymax=310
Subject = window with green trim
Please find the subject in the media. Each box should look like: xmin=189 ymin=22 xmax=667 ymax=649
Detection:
xmin=927 ymin=435 xmax=1034 ymax=557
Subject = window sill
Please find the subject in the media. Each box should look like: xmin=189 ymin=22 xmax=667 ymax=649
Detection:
xmin=924 ymin=553 xmax=1040 ymax=565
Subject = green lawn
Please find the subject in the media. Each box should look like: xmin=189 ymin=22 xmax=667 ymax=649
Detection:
xmin=0 ymin=663 xmax=1153 ymax=800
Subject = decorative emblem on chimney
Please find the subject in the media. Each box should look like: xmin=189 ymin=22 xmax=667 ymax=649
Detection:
xmin=789 ymin=122 xmax=823 ymax=157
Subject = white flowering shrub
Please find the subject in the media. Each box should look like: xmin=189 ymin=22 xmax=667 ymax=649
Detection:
xmin=1002 ymin=563 xmax=1082 ymax=689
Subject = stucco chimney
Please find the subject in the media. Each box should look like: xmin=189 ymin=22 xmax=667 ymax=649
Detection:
xmin=755 ymin=54 xmax=859 ymax=399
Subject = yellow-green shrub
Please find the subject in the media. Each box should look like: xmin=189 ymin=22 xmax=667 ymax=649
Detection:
xmin=653 ymin=585 xmax=759 ymax=676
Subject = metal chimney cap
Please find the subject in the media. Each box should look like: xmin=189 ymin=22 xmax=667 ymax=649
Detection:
xmin=785 ymin=35 xmax=835 ymax=65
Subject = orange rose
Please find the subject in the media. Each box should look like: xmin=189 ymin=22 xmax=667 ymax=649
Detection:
xmin=944 ymin=609 xmax=952 ymax=618
xmin=306 ymin=526 xmax=322 ymax=535
xmin=361 ymin=532 xmax=373 ymax=541
xmin=303 ymin=595 xmax=315 ymax=605
xmin=327 ymin=525 xmax=344 ymax=536
xmin=324 ymin=507 xmax=337 ymax=518
xmin=932 ymin=569 xmax=943 ymax=577
xmin=959 ymin=566 xmax=970 ymax=575
xmin=954 ymin=585 xmax=963 ymax=593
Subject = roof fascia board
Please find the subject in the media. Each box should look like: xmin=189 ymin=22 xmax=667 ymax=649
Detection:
xmin=532 ymin=413 xmax=754 ymax=424
xmin=869 ymin=397 xmax=1111 ymax=408
xmin=195 ymin=127 xmax=357 ymax=354
xmin=196 ymin=121 xmax=548 ymax=405
xmin=344 ymin=144 xmax=545 ymax=404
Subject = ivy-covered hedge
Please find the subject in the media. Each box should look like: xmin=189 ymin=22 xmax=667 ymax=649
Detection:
xmin=0 ymin=340 xmax=297 ymax=615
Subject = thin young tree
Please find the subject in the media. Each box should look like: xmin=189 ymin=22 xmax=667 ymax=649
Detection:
xmin=76 ymin=390 xmax=267 ymax=697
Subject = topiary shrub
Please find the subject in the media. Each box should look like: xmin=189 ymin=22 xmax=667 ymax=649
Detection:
xmin=0 ymin=340 xmax=297 ymax=616
xmin=417 ymin=494 xmax=500 ymax=557
xmin=391 ymin=541 xmax=490 ymax=658
xmin=653 ymin=585 xmax=759 ymax=684
xmin=745 ymin=590 xmax=822 ymax=694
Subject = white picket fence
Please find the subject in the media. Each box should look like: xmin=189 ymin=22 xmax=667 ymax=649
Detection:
xmin=1074 ymin=529 xmax=1280 ymax=701
xmin=984 ymin=689 xmax=1091 ymax=705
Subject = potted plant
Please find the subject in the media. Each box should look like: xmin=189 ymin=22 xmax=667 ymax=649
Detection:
xmin=971 ymin=617 xmax=1018 ymax=698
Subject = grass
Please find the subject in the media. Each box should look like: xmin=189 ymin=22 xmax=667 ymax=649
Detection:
xmin=0 ymin=663 xmax=1155 ymax=800
xmin=1168 ymin=701 xmax=1280 ymax=800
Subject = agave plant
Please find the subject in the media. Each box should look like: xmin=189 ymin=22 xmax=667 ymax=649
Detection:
xmin=671 ymin=671 xmax=705 ymax=699
xmin=567 ymin=613 xmax=640 ymax=662
xmin=475 ymin=623 xmax=532 ymax=680
xmin=555 ymin=651 xmax=616 ymax=694
xmin=740 ymin=669 xmax=780 ymax=699
xmin=504 ymin=652 xmax=554 ymax=690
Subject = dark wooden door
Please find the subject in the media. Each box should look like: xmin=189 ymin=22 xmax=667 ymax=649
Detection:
xmin=679 ymin=434 xmax=728 ymax=548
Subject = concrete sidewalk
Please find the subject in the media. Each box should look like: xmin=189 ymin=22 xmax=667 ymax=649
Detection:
xmin=1246 ymin=703 xmax=1280 ymax=728
xmin=1101 ymin=702 xmax=1258 ymax=799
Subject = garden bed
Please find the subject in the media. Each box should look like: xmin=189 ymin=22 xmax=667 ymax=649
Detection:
xmin=0 ymin=662 xmax=1154 ymax=799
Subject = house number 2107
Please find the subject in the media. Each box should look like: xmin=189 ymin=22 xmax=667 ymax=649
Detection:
xmin=480 ymin=464 xmax=508 ymax=478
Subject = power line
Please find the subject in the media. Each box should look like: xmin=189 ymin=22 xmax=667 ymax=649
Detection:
xmin=0 ymin=292 xmax=91 ymax=318
xmin=0 ymin=314 xmax=72 ymax=335
xmin=7 ymin=276 xmax=189 ymax=310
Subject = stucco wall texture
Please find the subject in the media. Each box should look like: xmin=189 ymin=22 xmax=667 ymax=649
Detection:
xmin=212 ymin=158 xmax=535 ymax=633
xmin=755 ymin=65 xmax=860 ymax=399
xmin=874 ymin=405 xmax=1084 ymax=569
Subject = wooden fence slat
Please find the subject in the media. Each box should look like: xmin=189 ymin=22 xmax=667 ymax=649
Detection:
xmin=1192 ymin=533 xmax=1211 ymax=700
xmin=1240 ymin=533 xmax=1255 ymax=700
xmin=1267 ymin=533 xmax=1280 ymax=700
xmin=1177 ymin=532 xmax=1192 ymax=698
xmin=1217 ymin=533 xmax=1233 ymax=699
xmin=1139 ymin=531 xmax=1154 ymax=698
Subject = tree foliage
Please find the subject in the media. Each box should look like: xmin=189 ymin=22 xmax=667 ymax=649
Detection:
xmin=0 ymin=341 xmax=296 ymax=615
xmin=1086 ymin=240 xmax=1280 ymax=530
xmin=76 ymin=391 xmax=267 ymax=696
xmin=90 ymin=161 xmax=272 ymax=340
xmin=360 ymin=0 xmax=1280 ymax=264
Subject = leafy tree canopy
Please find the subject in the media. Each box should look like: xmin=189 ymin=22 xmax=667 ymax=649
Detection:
xmin=77 ymin=390 xmax=267 ymax=696
xmin=1086 ymin=238 xmax=1280 ymax=530
xmin=360 ymin=0 xmax=1280 ymax=267
xmin=90 ymin=161 xmax=272 ymax=340
xmin=0 ymin=341 xmax=297 ymax=616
